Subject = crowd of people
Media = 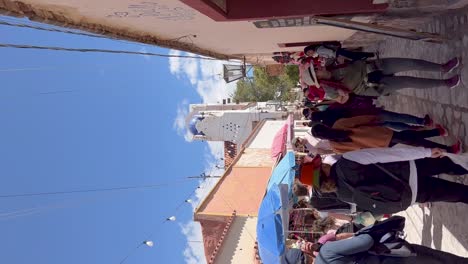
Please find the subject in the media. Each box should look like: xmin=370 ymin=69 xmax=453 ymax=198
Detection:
xmin=280 ymin=43 xmax=468 ymax=264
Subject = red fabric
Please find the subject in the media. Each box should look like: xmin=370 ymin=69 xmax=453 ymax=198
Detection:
xmin=305 ymin=61 xmax=352 ymax=94
xmin=306 ymin=85 xmax=325 ymax=101
xmin=299 ymin=155 xmax=322 ymax=186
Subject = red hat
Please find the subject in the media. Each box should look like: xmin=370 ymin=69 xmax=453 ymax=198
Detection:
xmin=299 ymin=155 xmax=322 ymax=188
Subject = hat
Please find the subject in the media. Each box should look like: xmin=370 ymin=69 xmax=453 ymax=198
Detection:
xmin=299 ymin=155 xmax=322 ymax=188
xmin=302 ymin=65 xmax=320 ymax=87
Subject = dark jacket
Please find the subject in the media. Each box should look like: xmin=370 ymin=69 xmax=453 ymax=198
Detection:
xmin=330 ymin=158 xmax=413 ymax=214
xmin=309 ymin=188 xmax=352 ymax=212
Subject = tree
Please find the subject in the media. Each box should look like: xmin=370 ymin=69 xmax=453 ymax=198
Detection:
xmin=232 ymin=65 xmax=299 ymax=103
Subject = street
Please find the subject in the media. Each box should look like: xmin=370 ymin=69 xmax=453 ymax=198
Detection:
xmin=373 ymin=7 xmax=468 ymax=257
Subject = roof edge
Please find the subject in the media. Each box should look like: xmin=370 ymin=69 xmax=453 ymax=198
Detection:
xmin=0 ymin=0 xmax=236 ymax=60
xmin=193 ymin=119 xmax=268 ymax=217
xmin=206 ymin=211 xmax=237 ymax=264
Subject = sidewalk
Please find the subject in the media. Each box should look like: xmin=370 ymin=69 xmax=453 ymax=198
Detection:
xmin=372 ymin=7 xmax=468 ymax=257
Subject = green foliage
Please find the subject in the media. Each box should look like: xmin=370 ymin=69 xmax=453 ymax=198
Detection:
xmin=232 ymin=65 xmax=299 ymax=103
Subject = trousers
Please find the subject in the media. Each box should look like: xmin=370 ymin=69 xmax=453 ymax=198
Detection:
xmin=415 ymin=157 xmax=468 ymax=204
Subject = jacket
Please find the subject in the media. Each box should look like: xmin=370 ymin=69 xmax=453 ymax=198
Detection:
xmin=331 ymin=115 xmax=393 ymax=154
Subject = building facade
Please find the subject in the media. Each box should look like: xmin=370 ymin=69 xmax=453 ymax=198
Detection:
xmin=194 ymin=119 xmax=288 ymax=264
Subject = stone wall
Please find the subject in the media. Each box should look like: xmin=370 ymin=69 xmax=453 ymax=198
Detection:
xmin=343 ymin=0 xmax=468 ymax=48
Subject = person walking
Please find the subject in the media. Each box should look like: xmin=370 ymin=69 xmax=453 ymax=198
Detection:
xmin=301 ymin=57 xmax=461 ymax=103
xmin=303 ymin=43 xmax=376 ymax=62
xmin=311 ymin=115 xmax=461 ymax=154
xmin=309 ymin=107 xmax=432 ymax=131
xmin=311 ymin=233 xmax=468 ymax=264
xmin=312 ymin=146 xmax=468 ymax=215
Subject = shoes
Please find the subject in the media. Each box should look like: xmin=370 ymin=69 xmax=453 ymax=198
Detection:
xmin=445 ymin=75 xmax=461 ymax=89
xmin=450 ymin=139 xmax=463 ymax=154
xmin=442 ymin=57 xmax=461 ymax=73
xmin=435 ymin=124 xmax=448 ymax=137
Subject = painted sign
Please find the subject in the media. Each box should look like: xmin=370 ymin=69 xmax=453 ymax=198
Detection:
xmin=108 ymin=2 xmax=195 ymax=20
xmin=253 ymin=16 xmax=318 ymax=28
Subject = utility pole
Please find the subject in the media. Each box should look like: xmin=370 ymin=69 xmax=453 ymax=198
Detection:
xmin=187 ymin=173 xmax=221 ymax=180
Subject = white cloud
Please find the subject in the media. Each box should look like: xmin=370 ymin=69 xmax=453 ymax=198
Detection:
xmin=168 ymin=49 xmax=238 ymax=103
xmin=168 ymin=49 xmax=236 ymax=263
xmin=179 ymin=142 xmax=225 ymax=264
xmin=170 ymin=49 xmax=239 ymax=143
xmin=169 ymin=49 xmax=182 ymax=74
xmin=173 ymin=99 xmax=192 ymax=142
xmin=180 ymin=221 xmax=206 ymax=264
xmin=168 ymin=50 xmax=199 ymax=85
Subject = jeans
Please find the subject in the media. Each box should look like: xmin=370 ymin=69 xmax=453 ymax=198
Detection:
xmin=378 ymin=110 xmax=425 ymax=130
xmin=380 ymin=244 xmax=468 ymax=263
xmin=415 ymin=157 xmax=468 ymax=204
xmin=368 ymin=58 xmax=447 ymax=95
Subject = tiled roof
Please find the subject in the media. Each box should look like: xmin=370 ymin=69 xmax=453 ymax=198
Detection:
xmin=253 ymin=241 xmax=262 ymax=264
xmin=223 ymin=141 xmax=237 ymax=167
xmin=198 ymin=212 xmax=236 ymax=264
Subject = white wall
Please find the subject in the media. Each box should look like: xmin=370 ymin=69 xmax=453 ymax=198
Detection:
xmin=215 ymin=216 xmax=258 ymax=264
xmin=247 ymin=120 xmax=285 ymax=149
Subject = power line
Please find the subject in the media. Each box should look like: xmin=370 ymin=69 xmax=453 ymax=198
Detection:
xmin=0 ymin=43 xmax=219 ymax=60
xmin=0 ymin=67 xmax=56 ymax=72
xmin=0 ymin=20 xmax=109 ymax=39
xmin=0 ymin=179 xmax=196 ymax=198
xmin=187 ymin=173 xmax=221 ymax=179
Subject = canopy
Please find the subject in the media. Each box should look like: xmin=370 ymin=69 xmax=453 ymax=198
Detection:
xmin=266 ymin=151 xmax=296 ymax=196
xmin=271 ymin=115 xmax=293 ymax=160
xmin=256 ymin=183 xmax=290 ymax=264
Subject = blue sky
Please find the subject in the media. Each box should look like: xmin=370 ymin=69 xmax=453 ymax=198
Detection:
xmin=0 ymin=16 xmax=234 ymax=264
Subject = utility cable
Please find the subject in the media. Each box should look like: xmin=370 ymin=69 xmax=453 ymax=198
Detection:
xmin=0 ymin=179 xmax=196 ymax=198
xmin=0 ymin=20 xmax=109 ymax=39
xmin=0 ymin=43 xmax=219 ymax=60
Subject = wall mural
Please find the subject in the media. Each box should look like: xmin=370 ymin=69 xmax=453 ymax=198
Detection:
xmin=107 ymin=2 xmax=195 ymax=20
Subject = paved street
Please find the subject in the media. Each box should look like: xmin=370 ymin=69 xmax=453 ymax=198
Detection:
xmin=371 ymin=7 xmax=468 ymax=257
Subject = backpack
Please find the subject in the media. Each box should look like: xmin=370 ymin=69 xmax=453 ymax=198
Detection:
xmin=332 ymin=158 xmax=413 ymax=214
xmin=356 ymin=216 xmax=416 ymax=257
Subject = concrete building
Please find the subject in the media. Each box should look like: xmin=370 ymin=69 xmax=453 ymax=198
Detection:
xmin=186 ymin=101 xmax=287 ymax=167
xmin=194 ymin=119 xmax=289 ymax=264
xmin=187 ymin=102 xmax=287 ymax=146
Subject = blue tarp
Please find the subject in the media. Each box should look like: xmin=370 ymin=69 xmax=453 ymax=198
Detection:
xmin=266 ymin=151 xmax=295 ymax=195
xmin=256 ymin=184 xmax=290 ymax=264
